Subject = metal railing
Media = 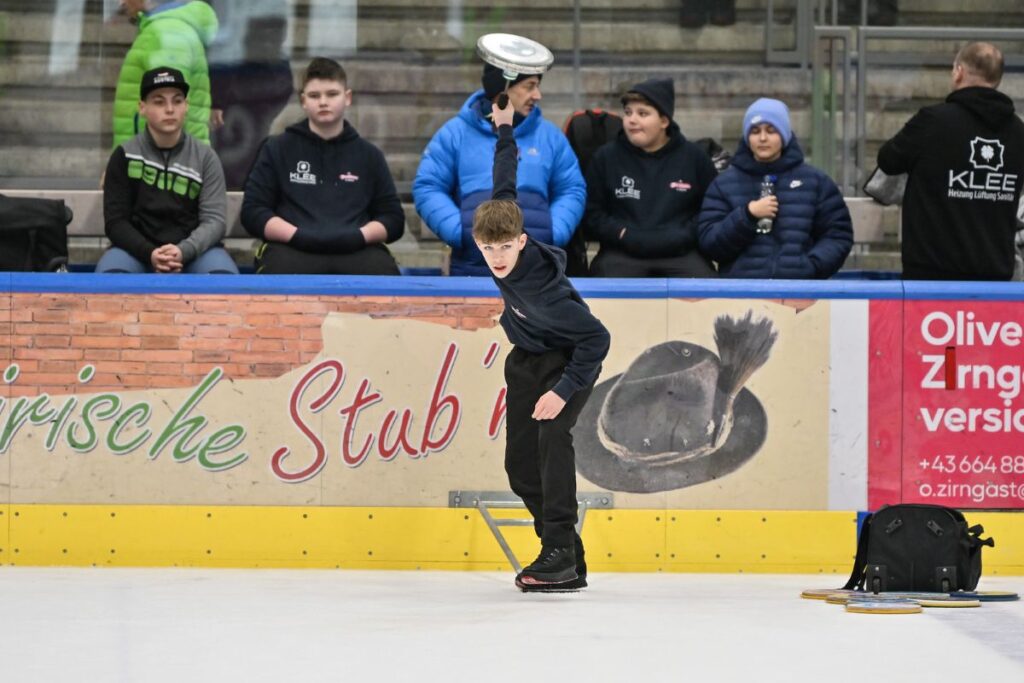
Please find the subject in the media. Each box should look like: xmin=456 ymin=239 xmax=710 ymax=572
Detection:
xmin=765 ymin=0 xmax=838 ymax=67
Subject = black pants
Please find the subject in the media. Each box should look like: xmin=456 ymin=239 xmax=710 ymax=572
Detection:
xmin=589 ymin=247 xmax=718 ymax=278
xmin=504 ymin=346 xmax=593 ymax=548
xmin=255 ymin=241 xmax=400 ymax=275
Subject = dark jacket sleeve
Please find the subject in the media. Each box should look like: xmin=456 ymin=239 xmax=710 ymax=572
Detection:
xmin=807 ymin=173 xmax=854 ymax=277
xmin=240 ymin=138 xmax=279 ymax=240
xmin=492 ymin=124 xmax=518 ymax=201
xmin=697 ymin=173 xmax=758 ymax=263
xmin=583 ymin=147 xmax=627 ymax=245
xmin=367 ymin=147 xmax=405 ymax=243
xmin=103 ymin=146 xmax=158 ymax=264
xmin=289 ymin=228 xmax=366 ymax=254
xmin=878 ymin=108 xmax=935 ymax=175
xmin=548 ymin=298 xmax=611 ymax=401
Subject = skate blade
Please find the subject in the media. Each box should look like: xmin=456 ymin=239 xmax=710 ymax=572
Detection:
xmin=516 ymin=576 xmax=587 ymax=593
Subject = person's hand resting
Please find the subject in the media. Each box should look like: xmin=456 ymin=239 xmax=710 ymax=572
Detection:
xmin=151 ymin=244 xmax=183 ymax=273
xmin=532 ymin=390 xmax=566 ymax=420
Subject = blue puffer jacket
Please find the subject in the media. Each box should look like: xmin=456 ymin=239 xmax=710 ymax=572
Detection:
xmin=413 ymin=90 xmax=586 ymax=276
xmin=697 ymin=139 xmax=853 ymax=278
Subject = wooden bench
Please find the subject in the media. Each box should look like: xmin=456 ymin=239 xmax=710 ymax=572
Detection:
xmin=2 ymin=189 xmax=900 ymax=271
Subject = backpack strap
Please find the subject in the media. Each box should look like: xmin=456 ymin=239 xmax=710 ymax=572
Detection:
xmin=842 ymin=514 xmax=873 ymax=590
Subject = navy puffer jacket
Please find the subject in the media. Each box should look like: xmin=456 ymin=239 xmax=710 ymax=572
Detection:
xmin=697 ymin=138 xmax=853 ymax=278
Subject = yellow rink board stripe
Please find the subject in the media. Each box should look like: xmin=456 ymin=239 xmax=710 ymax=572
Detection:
xmin=2 ymin=506 xmax=1022 ymax=574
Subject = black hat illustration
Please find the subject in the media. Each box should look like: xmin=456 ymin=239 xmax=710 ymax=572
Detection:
xmin=574 ymin=312 xmax=777 ymax=494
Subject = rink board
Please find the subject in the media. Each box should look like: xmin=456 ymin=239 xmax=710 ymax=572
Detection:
xmin=0 ymin=275 xmax=1022 ymax=570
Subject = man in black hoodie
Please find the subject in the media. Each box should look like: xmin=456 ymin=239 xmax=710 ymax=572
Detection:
xmin=241 ymin=57 xmax=405 ymax=274
xmin=878 ymin=42 xmax=1024 ymax=280
xmin=584 ymin=78 xmax=718 ymax=277
xmin=474 ymin=99 xmax=610 ymax=592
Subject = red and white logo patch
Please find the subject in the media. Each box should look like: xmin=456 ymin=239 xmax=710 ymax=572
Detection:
xmin=339 ymin=172 xmax=360 ymax=183
xmin=669 ymin=180 xmax=692 ymax=192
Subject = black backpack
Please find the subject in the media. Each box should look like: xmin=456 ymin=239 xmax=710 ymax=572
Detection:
xmin=0 ymin=193 xmax=72 ymax=272
xmin=843 ymin=504 xmax=994 ymax=593
xmin=562 ymin=109 xmax=623 ymax=277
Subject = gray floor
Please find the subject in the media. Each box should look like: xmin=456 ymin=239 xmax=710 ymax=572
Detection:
xmin=0 ymin=568 xmax=1021 ymax=682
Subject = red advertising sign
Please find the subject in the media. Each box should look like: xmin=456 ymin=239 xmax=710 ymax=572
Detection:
xmin=899 ymin=301 xmax=1024 ymax=508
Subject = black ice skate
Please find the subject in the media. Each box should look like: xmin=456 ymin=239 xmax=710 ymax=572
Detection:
xmin=517 ymin=536 xmax=587 ymax=592
xmin=516 ymin=545 xmax=577 ymax=588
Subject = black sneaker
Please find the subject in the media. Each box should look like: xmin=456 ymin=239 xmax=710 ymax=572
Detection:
xmin=516 ymin=545 xmax=577 ymax=585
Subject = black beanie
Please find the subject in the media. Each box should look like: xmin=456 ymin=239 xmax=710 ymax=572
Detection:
xmin=482 ymin=63 xmax=541 ymax=100
xmin=623 ymin=77 xmax=675 ymax=121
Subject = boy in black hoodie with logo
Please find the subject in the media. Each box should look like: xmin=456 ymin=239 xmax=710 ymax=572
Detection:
xmin=584 ymin=77 xmax=718 ymax=277
xmin=878 ymin=42 xmax=1024 ymax=280
xmin=474 ymin=99 xmax=611 ymax=592
xmin=241 ymin=57 xmax=405 ymax=274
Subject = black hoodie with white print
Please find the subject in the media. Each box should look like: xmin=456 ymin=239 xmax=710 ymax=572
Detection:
xmin=879 ymin=86 xmax=1024 ymax=280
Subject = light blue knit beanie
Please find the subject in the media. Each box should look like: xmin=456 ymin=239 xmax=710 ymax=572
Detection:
xmin=743 ymin=98 xmax=793 ymax=145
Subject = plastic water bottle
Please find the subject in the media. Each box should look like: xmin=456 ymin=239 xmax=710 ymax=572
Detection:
xmin=756 ymin=175 xmax=777 ymax=234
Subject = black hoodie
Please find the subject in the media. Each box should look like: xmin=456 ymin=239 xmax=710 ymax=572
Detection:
xmin=878 ymin=86 xmax=1024 ymax=280
xmin=584 ymin=125 xmax=717 ymax=258
xmin=241 ymin=119 xmax=404 ymax=253
xmin=489 ymin=125 xmax=611 ymax=400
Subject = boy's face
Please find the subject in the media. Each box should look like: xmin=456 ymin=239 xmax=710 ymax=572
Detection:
xmin=506 ymin=77 xmax=542 ymax=117
xmin=747 ymin=123 xmax=784 ymax=163
xmin=623 ymin=102 xmax=669 ymax=152
xmin=139 ymin=87 xmax=188 ymax=136
xmin=475 ymin=234 xmax=528 ymax=278
xmin=301 ymin=78 xmax=352 ymax=127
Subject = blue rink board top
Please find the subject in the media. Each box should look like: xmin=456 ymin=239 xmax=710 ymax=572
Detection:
xmin=5 ymin=272 xmax=1024 ymax=301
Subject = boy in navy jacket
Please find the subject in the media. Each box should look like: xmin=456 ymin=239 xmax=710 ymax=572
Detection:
xmin=474 ymin=100 xmax=610 ymax=591
xmin=241 ymin=57 xmax=404 ymax=274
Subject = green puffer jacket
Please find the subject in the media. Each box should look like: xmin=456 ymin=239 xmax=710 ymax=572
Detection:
xmin=112 ymin=1 xmax=219 ymax=149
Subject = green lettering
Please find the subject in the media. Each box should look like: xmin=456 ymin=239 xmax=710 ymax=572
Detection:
xmin=197 ymin=425 xmax=247 ymax=471
xmin=106 ymin=403 xmax=152 ymax=454
xmin=142 ymin=164 xmax=158 ymax=186
xmin=172 ymin=174 xmax=190 ymax=196
xmin=1 ymin=395 xmax=54 ymax=453
xmin=44 ymin=396 xmax=78 ymax=451
xmin=127 ymin=159 xmax=144 ymax=180
xmin=67 ymin=395 xmax=120 ymax=452
xmin=149 ymin=368 xmax=223 ymax=462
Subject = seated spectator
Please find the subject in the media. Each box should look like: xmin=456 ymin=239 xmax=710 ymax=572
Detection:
xmin=698 ymin=98 xmax=853 ymax=278
xmin=413 ymin=62 xmax=586 ymax=276
xmin=100 ymin=67 xmax=237 ymax=274
xmin=584 ymin=78 xmax=718 ymax=278
xmin=240 ymin=57 xmax=404 ymax=275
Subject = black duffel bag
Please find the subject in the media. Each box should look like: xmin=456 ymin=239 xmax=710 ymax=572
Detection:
xmin=0 ymin=193 xmax=72 ymax=272
xmin=843 ymin=504 xmax=995 ymax=593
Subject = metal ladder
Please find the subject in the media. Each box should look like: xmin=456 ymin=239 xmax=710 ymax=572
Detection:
xmin=449 ymin=491 xmax=614 ymax=572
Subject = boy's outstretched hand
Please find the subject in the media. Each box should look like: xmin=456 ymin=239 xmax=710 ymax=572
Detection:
xmin=492 ymin=93 xmax=515 ymax=128
xmin=532 ymin=390 xmax=566 ymax=420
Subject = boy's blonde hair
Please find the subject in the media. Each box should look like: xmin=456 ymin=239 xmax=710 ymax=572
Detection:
xmin=472 ymin=199 xmax=523 ymax=243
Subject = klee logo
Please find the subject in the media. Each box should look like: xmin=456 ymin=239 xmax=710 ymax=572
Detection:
xmin=615 ymin=175 xmax=641 ymax=200
xmin=969 ymin=137 xmax=1004 ymax=172
xmin=289 ymin=160 xmax=317 ymax=185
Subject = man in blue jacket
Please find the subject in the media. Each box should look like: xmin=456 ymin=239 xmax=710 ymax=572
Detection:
xmin=413 ymin=64 xmax=587 ymax=276
xmin=698 ymin=98 xmax=853 ymax=279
